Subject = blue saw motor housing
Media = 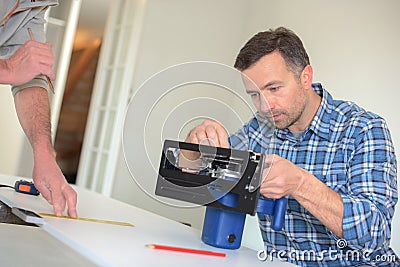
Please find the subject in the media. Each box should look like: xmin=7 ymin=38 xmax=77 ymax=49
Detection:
xmin=202 ymin=192 xmax=287 ymax=249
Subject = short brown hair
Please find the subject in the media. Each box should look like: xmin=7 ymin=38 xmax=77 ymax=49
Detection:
xmin=234 ymin=27 xmax=310 ymax=79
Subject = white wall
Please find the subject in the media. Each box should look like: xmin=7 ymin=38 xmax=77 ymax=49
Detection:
xmin=0 ymin=85 xmax=25 ymax=176
xmin=109 ymin=0 xmax=400 ymax=254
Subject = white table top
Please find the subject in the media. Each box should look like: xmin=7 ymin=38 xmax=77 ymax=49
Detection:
xmin=0 ymin=223 xmax=97 ymax=267
xmin=0 ymin=174 xmax=295 ymax=267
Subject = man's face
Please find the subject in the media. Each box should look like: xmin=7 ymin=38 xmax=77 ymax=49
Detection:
xmin=242 ymin=52 xmax=309 ymax=132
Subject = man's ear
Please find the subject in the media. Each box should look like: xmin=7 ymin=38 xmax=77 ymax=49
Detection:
xmin=301 ymin=65 xmax=313 ymax=89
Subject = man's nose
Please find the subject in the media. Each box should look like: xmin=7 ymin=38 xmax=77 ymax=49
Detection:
xmin=260 ymin=95 xmax=274 ymax=113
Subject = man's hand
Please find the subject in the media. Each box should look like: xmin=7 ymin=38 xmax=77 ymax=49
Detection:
xmin=261 ymin=154 xmax=344 ymax=237
xmin=260 ymin=155 xmax=305 ymax=199
xmin=0 ymin=40 xmax=55 ymax=86
xmin=185 ymin=119 xmax=229 ymax=148
xmin=32 ymin=148 xmax=77 ymax=218
xmin=178 ymin=120 xmax=230 ymax=169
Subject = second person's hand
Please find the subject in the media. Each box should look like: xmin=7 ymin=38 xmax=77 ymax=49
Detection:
xmin=3 ymin=40 xmax=55 ymax=86
xmin=32 ymin=147 xmax=78 ymax=218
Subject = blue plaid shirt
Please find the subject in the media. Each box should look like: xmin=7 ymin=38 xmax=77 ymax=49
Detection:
xmin=230 ymin=84 xmax=398 ymax=266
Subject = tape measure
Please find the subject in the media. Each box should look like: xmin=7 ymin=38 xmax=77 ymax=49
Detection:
xmin=38 ymin=213 xmax=134 ymax=227
xmin=14 ymin=180 xmax=40 ymax=195
xmin=0 ymin=180 xmax=40 ymax=196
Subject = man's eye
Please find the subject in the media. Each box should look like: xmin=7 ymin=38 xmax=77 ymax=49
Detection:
xmin=270 ymin=87 xmax=280 ymax=92
xmin=250 ymin=92 xmax=260 ymax=98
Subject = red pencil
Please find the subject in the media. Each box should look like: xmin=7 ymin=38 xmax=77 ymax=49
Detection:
xmin=146 ymin=244 xmax=226 ymax=258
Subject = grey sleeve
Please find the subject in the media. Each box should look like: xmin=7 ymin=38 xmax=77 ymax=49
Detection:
xmin=0 ymin=8 xmax=47 ymax=58
xmin=11 ymin=75 xmax=51 ymax=96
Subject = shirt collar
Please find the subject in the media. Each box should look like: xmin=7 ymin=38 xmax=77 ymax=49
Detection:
xmin=275 ymin=83 xmax=332 ymax=141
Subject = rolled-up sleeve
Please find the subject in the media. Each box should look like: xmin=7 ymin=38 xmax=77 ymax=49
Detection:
xmin=11 ymin=75 xmax=49 ymax=95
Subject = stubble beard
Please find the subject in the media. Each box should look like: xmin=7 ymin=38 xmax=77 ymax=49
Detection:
xmin=274 ymin=91 xmax=308 ymax=130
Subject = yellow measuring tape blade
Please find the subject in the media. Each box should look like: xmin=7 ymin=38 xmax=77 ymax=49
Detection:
xmin=38 ymin=213 xmax=134 ymax=227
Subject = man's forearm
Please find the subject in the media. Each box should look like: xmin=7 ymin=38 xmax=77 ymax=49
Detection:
xmin=293 ymin=170 xmax=344 ymax=238
xmin=13 ymin=86 xmax=54 ymax=154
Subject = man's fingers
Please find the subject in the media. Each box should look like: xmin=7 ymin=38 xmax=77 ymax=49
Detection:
xmin=205 ymin=120 xmax=228 ymax=147
xmin=260 ymin=178 xmax=287 ymax=199
xmin=37 ymin=64 xmax=56 ymax=81
xmin=185 ymin=120 xmax=229 ymax=148
xmin=35 ymin=183 xmax=53 ymax=204
xmin=203 ymin=125 xmax=219 ymax=146
xmin=24 ymin=41 xmax=54 ymax=60
xmin=46 ymin=70 xmax=56 ymax=81
xmin=35 ymin=181 xmax=77 ymax=218
xmin=50 ymin=187 xmax=66 ymax=217
xmin=216 ymin=126 xmax=229 ymax=148
xmin=194 ymin=130 xmax=208 ymax=144
xmin=63 ymin=185 xmax=78 ymax=218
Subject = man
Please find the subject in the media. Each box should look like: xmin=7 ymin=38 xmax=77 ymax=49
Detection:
xmin=185 ymin=27 xmax=398 ymax=266
xmin=0 ymin=0 xmax=77 ymax=218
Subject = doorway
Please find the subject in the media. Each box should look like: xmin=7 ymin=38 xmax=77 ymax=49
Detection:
xmin=53 ymin=0 xmax=110 ymax=184
xmin=54 ymin=39 xmax=101 ymax=184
